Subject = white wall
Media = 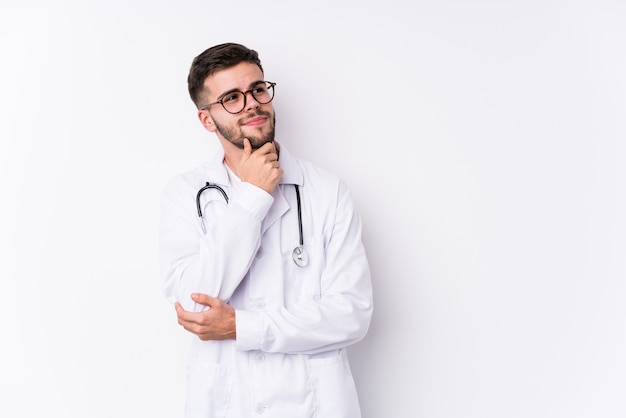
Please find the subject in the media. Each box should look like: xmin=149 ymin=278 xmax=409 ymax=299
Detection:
xmin=1 ymin=1 xmax=625 ymax=417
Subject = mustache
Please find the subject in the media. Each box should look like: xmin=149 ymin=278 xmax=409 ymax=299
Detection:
xmin=238 ymin=110 xmax=273 ymax=126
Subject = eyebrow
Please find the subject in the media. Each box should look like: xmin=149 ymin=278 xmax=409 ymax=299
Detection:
xmin=217 ymin=79 xmax=265 ymax=99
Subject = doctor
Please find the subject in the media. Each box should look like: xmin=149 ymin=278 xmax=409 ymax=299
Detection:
xmin=159 ymin=42 xmax=373 ymax=418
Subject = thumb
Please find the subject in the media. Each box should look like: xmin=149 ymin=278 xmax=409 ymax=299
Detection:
xmin=191 ymin=292 xmax=216 ymax=307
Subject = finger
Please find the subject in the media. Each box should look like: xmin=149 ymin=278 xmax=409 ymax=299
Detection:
xmin=257 ymin=140 xmax=276 ymax=155
xmin=175 ymin=301 xmax=202 ymax=322
xmin=176 ymin=309 xmax=201 ymax=330
xmin=175 ymin=303 xmax=190 ymax=324
xmin=175 ymin=302 xmax=186 ymax=317
xmin=257 ymin=143 xmax=279 ymax=163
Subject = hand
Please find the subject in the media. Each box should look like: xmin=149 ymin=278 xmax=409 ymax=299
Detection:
xmin=239 ymin=138 xmax=283 ymax=194
xmin=175 ymin=293 xmax=236 ymax=341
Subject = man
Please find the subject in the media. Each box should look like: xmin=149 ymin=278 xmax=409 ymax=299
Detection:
xmin=159 ymin=42 xmax=373 ymax=417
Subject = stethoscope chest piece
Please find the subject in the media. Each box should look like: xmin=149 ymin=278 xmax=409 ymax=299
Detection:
xmin=292 ymin=246 xmax=309 ymax=267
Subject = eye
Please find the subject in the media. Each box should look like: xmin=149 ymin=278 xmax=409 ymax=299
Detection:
xmin=252 ymin=85 xmax=268 ymax=94
xmin=222 ymin=93 xmax=242 ymax=103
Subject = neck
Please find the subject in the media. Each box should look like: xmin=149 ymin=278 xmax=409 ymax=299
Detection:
xmin=218 ymin=137 xmax=244 ymax=177
xmin=223 ymin=153 xmax=240 ymax=177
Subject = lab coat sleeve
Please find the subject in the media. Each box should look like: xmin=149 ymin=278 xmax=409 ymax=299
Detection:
xmin=159 ymin=178 xmax=273 ymax=311
xmin=235 ymin=181 xmax=373 ymax=355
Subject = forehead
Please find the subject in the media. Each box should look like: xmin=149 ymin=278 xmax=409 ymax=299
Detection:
xmin=203 ymin=62 xmax=264 ymax=97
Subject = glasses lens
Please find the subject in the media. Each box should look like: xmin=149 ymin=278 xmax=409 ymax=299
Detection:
xmin=219 ymin=82 xmax=275 ymax=114
xmin=252 ymin=82 xmax=274 ymax=104
xmin=221 ymin=92 xmax=246 ymax=113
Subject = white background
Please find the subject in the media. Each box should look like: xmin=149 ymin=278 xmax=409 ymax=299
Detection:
xmin=1 ymin=1 xmax=625 ymax=417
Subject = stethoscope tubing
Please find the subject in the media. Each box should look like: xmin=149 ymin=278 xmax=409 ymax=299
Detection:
xmin=294 ymin=183 xmax=304 ymax=247
xmin=196 ymin=182 xmax=308 ymax=267
xmin=196 ymin=182 xmax=229 ymax=217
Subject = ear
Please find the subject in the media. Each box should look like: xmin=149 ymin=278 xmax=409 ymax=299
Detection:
xmin=197 ymin=109 xmax=217 ymax=133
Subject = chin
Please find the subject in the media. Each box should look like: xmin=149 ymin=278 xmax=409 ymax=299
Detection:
xmin=249 ymin=137 xmax=274 ymax=150
xmin=247 ymin=129 xmax=276 ymax=149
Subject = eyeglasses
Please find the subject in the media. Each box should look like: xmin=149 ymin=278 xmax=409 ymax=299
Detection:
xmin=201 ymin=81 xmax=276 ymax=114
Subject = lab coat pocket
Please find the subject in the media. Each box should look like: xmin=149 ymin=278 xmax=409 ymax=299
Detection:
xmin=185 ymin=358 xmax=233 ymax=418
xmin=307 ymin=349 xmax=361 ymax=418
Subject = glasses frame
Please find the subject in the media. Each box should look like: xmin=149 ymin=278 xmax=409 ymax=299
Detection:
xmin=200 ymin=81 xmax=276 ymax=114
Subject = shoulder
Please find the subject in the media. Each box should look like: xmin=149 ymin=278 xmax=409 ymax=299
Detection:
xmin=161 ymin=160 xmax=222 ymax=206
xmin=162 ymin=147 xmax=227 ymax=194
xmin=163 ymin=161 xmax=209 ymax=191
xmin=290 ymin=156 xmax=355 ymax=209
xmin=280 ymin=144 xmax=343 ymax=189
xmin=297 ymin=158 xmax=338 ymax=183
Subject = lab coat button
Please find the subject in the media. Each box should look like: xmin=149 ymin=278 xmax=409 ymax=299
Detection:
xmin=256 ymin=352 xmax=265 ymax=361
xmin=254 ymin=403 xmax=266 ymax=414
xmin=255 ymin=247 xmax=263 ymax=258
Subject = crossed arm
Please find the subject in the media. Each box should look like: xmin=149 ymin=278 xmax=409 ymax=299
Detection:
xmin=175 ymin=293 xmax=236 ymax=341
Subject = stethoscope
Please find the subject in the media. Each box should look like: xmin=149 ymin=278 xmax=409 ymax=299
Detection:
xmin=196 ymin=182 xmax=309 ymax=267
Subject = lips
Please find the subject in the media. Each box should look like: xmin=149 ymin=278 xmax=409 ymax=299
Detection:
xmin=243 ymin=116 xmax=266 ymax=126
xmin=240 ymin=110 xmax=272 ymax=127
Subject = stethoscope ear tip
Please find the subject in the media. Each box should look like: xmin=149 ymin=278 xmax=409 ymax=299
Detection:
xmin=292 ymin=246 xmax=308 ymax=267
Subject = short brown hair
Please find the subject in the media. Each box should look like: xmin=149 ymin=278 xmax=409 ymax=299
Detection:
xmin=187 ymin=43 xmax=264 ymax=108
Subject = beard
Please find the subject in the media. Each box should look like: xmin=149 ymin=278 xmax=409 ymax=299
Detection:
xmin=213 ymin=110 xmax=276 ymax=150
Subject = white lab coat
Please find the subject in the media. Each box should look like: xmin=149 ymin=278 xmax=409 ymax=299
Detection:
xmin=159 ymin=143 xmax=373 ymax=418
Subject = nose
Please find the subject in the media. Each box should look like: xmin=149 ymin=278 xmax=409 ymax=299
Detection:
xmin=244 ymin=90 xmax=260 ymax=112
